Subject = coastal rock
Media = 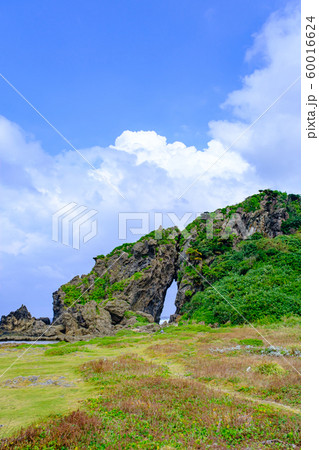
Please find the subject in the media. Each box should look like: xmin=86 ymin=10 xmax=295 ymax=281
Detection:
xmin=0 ymin=305 xmax=61 ymax=341
xmin=38 ymin=317 xmax=51 ymax=325
xmin=135 ymin=311 xmax=154 ymax=323
xmin=2 ymin=190 xmax=301 ymax=341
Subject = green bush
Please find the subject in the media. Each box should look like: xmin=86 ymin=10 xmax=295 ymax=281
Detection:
xmin=255 ymin=362 xmax=285 ymax=375
xmin=133 ymin=271 xmax=143 ymax=280
xmin=239 ymin=339 xmax=263 ymax=347
xmin=182 ymin=233 xmax=300 ymax=325
xmin=61 ymin=284 xmax=82 ymax=306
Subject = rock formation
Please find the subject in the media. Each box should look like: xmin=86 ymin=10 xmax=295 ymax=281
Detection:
xmin=52 ymin=227 xmax=179 ymax=330
xmin=0 ymin=190 xmax=301 ymax=341
xmin=0 ymin=305 xmax=60 ymax=341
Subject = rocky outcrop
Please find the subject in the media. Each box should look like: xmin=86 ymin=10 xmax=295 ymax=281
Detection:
xmin=0 ymin=305 xmax=62 ymax=341
xmin=173 ymin=191 xmax=301 ymax=315
xmin=53 ymin=227 xmax=180 ymax=327
xmin=55 ymin=301 xmax=113 ymax=342
xmin=1 ymin=190 xmax=301 ymax=341
xmin=104 ymin=299 xmax=130 ymax=324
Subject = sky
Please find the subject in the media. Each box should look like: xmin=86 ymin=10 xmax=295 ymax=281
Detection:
xmin=0 ymin=0 xmax=301 ymax=318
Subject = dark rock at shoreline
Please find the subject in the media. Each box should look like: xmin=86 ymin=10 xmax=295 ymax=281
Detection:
xmin=0 ymin=305 xmax=63 ymax=341
xmin=3 ymin=305 xmax=31 ymax=322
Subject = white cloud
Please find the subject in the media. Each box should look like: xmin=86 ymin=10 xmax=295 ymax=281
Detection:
xmin=112 ymin=130 xmax=250 ymax=180
xmin=208 ymin=4 xmax=300 ymax=192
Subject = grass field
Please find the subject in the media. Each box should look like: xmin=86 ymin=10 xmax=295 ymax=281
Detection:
xmin=0 ymin=319 xmax=301 ymax=449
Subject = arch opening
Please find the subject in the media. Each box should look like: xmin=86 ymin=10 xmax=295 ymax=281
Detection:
xmin=160 ymin=280 xmax=178 ymax=324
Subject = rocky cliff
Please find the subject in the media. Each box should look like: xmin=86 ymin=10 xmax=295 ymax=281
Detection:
xmin=0 ymin=190 xmax=301 ymax=341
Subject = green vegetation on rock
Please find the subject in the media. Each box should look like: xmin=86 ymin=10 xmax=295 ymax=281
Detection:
xmin=182 ymin=232 xmax=301 ymax=325
xmin=61 ymin=284 xmax=83 ymax=307
xmin=124 ymin=310 xmax=150 ymax=325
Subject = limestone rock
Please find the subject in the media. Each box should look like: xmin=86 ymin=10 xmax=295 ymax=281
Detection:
xmin=53 ymin=227 xmax=180 ymax=324
xmin=121 ymin=316 xmax=137 ymax=328
xmin=135 ymin=311 xmax=154 ymax=323
xmin=104 ymin=299 xmax=130 ymax=323
xmin=0 ymin=305 xmax=60 ymax=341
xmin=2 ymin=190 xmax=301 ymax=341
xmin=56 ymin=301 xmax=113 ymax=339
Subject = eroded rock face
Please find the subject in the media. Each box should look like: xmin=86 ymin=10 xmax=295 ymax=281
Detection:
xmin=104 ymin=299 xmax=130 ymax=324
xmin=53 ymin=228 xmax=180 ymax=326
xmin=52 ymin=191 xmax=301 ymax=337
xmin=2 ymin=191 xmax=301 ymax=341
xmin=55 ymin=301 xmax=113 ymax=341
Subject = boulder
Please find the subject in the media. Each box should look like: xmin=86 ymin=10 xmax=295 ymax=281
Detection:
xmin=104 ymin=299 xmax=130 ymax=323
xmin=120 ymin=316 xmax=137 ymax=328
xmin=0 ymin=305 xmax=61 ymax=341
xmin=133 ymin=323 xmax=160 ymax=333
xmin=135 ymin=311 xmax=154 ymax=323
xmin=56 ymin=301 xmax=114 ymax=340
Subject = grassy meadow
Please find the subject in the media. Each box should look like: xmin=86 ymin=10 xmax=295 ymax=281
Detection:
xmin=0 ymin=320 xmax=301 ymax=449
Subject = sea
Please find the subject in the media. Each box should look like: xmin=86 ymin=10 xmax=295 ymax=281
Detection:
xmin=159 ymin=316 xmax=170 ymax=325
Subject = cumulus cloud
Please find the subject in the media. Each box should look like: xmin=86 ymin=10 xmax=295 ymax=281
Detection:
xmin=112 ymin=130 xmax=250 ymax=180
xmin=208 ymin=4 xmax=301 ymax=191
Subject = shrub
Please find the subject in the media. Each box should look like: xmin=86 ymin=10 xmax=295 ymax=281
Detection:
xmin=255 ymin=363 xmax=286 ymax=375
xmin=61 ymin=284 xmax=82 ymax=306
xmin=0 ymin=410 xmax=103 ymax=448
xmin=133 ymin=271 xmax=143 ymax=280
xmin=182 ymin=233 xmax=300 ymax=325
xmin=90 ymin=277 xmax=108 ymax=303
xmin=239 ymin=339 xmax=263 ymax=347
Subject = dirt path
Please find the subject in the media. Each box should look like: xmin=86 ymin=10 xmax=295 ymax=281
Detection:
xmin=142 ymin=354 xmax=301 ymax=415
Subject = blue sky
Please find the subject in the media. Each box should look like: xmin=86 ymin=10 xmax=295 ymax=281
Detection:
xmin=0 ymin=1 xmax=300 ymax=318
xmin=1 ymin=0 xmax=294 ymax=152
